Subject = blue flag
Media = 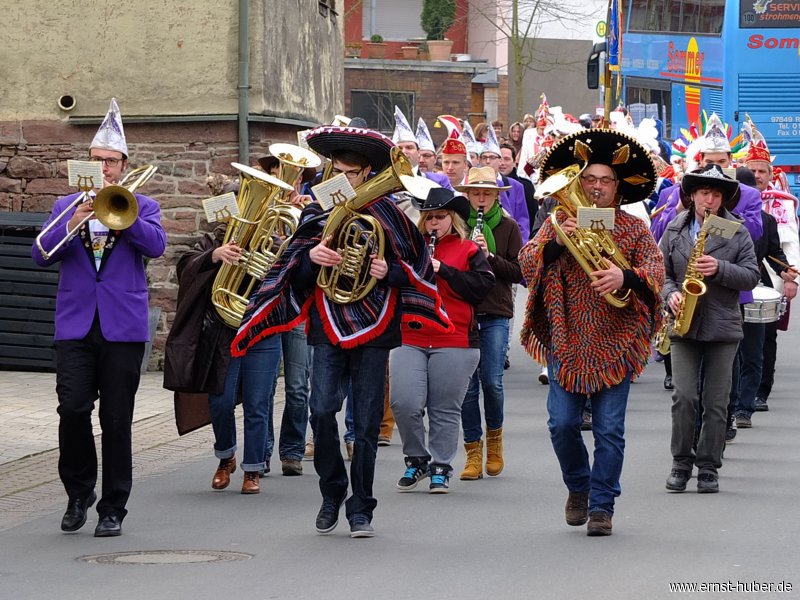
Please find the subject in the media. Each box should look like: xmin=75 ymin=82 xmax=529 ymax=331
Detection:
xmin=608 ymin=0 xmax=622 ymax=72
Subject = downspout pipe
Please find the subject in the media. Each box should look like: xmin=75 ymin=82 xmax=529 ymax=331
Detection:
xmin=238 ymin=0 xmax=250 ymax=164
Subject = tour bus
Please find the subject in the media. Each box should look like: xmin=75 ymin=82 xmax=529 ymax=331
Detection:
xmin=601 ymin=1 xmax=800 ymax=194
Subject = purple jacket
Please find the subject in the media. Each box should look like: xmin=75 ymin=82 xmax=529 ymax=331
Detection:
xmin=499 ymin=176 xmax=530 ymax=242
xmin=423 ymin=170 xmax=454 ymax=191
xmin=32 ymin=192 xmax=166 ymax=342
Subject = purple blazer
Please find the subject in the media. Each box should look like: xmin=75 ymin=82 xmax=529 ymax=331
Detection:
xmin=499 ymin=176 xmax=530 ymax=242
xmin=422 ymin=170 xmax=454 ymax=191
xmin=32 ymin=192 xmax=166 ymax=342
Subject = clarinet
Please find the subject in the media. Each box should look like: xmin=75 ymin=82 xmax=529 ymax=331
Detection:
xmin=428 ymin=231 xmax=437 ymax=258
xmin=471 ymin=209 xmax=484 ymax=241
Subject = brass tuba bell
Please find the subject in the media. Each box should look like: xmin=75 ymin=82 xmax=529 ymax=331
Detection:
xmin=317 ymin=147 xmax=413 ymax=304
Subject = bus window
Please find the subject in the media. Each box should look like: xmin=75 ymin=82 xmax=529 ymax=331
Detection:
xmin=698 ymin=1 xmax=724 ymax=34
xmin=625 ymin=82 xmax=672 ymax=137
xmin=682 ymin=0 xmax=700 ymax=33
xmin=628 ymin=0 xmax=724 ymax=34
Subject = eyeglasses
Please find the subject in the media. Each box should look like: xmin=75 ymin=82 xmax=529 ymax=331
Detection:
xmin=580 ymin=174 xmax=617 ymax=185
xmin=331 ymin=167 xmax=365 ymax=180
xmin=89 ymin=156 xmax=123 ymax=167
xmin=424 ymin=213 xmax=450 ymax=221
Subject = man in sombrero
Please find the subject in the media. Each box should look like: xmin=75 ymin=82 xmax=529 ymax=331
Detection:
xmin=519 ymin=129 xmax=665 ymax=536
xmin=231 ymin=125 xmax=451 ymax=538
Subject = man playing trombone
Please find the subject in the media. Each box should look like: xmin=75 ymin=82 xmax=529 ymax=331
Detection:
xmin=31 ymin=98 xmax=166 ymax=537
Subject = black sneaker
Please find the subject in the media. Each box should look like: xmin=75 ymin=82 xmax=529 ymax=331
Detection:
xmin=580 ymin=412 xmax=592 ymax=431
xmin=429 ymin=465 xmax=450 ymax=494
xmin=315 ymin=495 xmax=345 ymax=534
xmin=665 ymin=469 xmax=690 ymax=492
xmin=503 ymin=356 xmax=510 ymax=370
xmin=349 ymin=513 xmax=374 ymax=538
xmin=396 ymin=461 xmax=428 ymax=491
xmin=663 ymin=375 xmax=674 ymax=390
xmin=725 ymin=417 xmax=737 ymax=442
xmin=754 ymin=397 xmax=769 ymax=412
xmin=697 ymin=473 xmax=719 ymax=494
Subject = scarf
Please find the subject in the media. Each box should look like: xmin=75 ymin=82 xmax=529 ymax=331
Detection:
xmin=518 ymin=210 xmax=665 ymax=394
xmin=231 ymin=196 xmax=452 ymax=356
xmin=467 ymin=202 xmax=502 ymax=253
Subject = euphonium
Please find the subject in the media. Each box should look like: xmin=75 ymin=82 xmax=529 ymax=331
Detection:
xmin=534 ymin=162 xmax=633 ymax=308
xmin=672 ymin=209 xmax=711 ymax=336
xmin=317 ymin=147 xmax=413 ymax=304
xmin=211 ymin=164 xmax=294 ymax=328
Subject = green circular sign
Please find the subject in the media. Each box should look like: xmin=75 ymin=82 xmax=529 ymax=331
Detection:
xmin=596 ymin=21 xmax=607 ymax=37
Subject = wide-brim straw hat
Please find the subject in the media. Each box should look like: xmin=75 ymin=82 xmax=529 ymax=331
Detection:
xmin=538 ymin=128 xmax=657 ymax=205
xmin=454 ymin=166 xmax=510 ymax=192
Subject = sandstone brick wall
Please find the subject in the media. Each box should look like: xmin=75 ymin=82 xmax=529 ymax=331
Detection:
xmin=0 ymin=119 xmax=299 ymax=370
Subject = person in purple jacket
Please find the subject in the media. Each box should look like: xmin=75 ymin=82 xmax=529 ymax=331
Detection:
xmin=31 ymin=98 xmax=166 ymax=537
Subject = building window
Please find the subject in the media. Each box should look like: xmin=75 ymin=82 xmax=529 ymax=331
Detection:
xmin=361 ymin=0 xmax=424 ymax=41
xmin=351 ymin=90 xmax=414 ymax=134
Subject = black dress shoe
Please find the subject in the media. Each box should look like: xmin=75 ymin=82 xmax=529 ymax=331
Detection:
xmin=697 ymin=473 xmax=719 ymax=494
xmin=663 ymin=375 xmax=674 ymax=390
xmin=61 ymin=491 xmax=97 ymax=532
xmin=94 ymin=514 xmax=122 ymax=537
xmin=665 ymin=469 xmax=690 ymax=492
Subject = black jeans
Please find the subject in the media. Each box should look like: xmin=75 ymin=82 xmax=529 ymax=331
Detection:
xmin=55 ymin=318 xmax=144 ymax=519
xmin=309 ymin=343 xmax=388 ymax=521
xmin=758 ymin=321 xmax=778 ymax=401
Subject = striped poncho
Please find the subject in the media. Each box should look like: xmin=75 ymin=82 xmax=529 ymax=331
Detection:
xmin=519 ymin=210 xmax=664 ymax=394
xmin=231 ymin=196 xmax=452 ymax=356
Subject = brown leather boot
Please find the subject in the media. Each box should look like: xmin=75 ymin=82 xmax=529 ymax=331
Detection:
xmin=241 ymin=471 xmax=260 ymax=494
xmin=485 ymin=428 xmax=504 ymax=476
xmin=565 ymin=491 xmax=589 ymax=526
xmin=587 ymin=511 xmax=612 ymax=536
xmin=211 ymin=457 xmax=236 ymax=490
xmin=459 ymin=440 xmax=483 ymax=480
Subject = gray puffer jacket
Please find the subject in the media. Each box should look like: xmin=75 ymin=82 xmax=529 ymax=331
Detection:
xmin=660 ymin=209 xmax=760 ymax=342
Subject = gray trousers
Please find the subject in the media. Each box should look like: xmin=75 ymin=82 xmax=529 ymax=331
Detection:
xmin=670 ymin=339 xmax=738 ymax=475
xmin=389 ymin=345 xmax=480 ymax=471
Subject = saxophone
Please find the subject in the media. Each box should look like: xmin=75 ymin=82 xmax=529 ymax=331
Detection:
xmin=672 ymin=209 xmax=711 ymax=336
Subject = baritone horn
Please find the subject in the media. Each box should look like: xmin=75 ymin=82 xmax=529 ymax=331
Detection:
xmin=317 ymin=147 xmax=413 ymax=304
xmin=35 ymin=164 xmax=158 ymax=261
xmin=535 ymin=161 xmax=632 ymax=308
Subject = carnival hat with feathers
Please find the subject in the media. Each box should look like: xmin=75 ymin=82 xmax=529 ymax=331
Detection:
xmin=671 ymin=110 xmax=749 ymax=166
xmin=539 ymin=129 xmax=657 ymax=205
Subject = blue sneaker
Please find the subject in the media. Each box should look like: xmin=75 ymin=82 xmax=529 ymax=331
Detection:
xmin=429 ymin=464 xmax=450 ymax=494
xmin=397 ymin=460 xmax=428 ymax=491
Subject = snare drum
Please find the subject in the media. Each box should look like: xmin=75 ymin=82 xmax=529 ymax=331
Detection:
xmin=743 ymin=286 xmax=787 ymax=323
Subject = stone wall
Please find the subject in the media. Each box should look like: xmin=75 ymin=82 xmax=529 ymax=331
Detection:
xmin=0 ymin=119 xmax=299 ymax=370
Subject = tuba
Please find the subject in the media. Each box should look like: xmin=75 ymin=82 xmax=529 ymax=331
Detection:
xmin=535 ymin=161 xmax=633 ymax=308
xmin=211 ymin=164 xmax=294 ymax=328
xmin=317 ymin=147 xmax=413 ymax=304
xmin=672 ymin=209 xmax=711 ymax=336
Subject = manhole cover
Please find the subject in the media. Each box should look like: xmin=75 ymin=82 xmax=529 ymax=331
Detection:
xmin=79 ymin=550 xmax=253 ymax=565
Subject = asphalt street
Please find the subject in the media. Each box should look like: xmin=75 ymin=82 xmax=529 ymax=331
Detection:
xmin=1 ymin=288 xmax=798 ymax=599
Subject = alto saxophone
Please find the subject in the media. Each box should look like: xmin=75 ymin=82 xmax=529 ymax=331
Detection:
xmin=672 ymin=209 xmax=711 ymax=336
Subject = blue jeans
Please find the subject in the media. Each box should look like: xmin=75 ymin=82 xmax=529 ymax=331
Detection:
xmin=461 ymin=316 xmax=509 ymax=443
xmin=209 ymin=336 xmax=282 ymax=472
xmin=266 ymin=325 xmax=311 ymax=461
xmin=546 ymin=364 xmax=630 ymax=516
xmin=310 ymin=344 xmax=388 ymax=521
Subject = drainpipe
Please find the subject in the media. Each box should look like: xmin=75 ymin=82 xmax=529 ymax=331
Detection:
xmin=237 ymin=0 xmax=250 ymax=164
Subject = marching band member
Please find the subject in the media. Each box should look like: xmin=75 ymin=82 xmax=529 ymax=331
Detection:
xmin=231 ymin=126 xmax=451 ymax=538
xmin=745 ymin=128 xmax=800 ymax=413
xmin=662 ymin=165 xmax=759 ymax=494
xmin=389 ymin=180 xmax=494 ymax=493
xmin=415 ymin=118 xmax=440 ymax=175
xmin=32 ymin=98 xmax=166 ymax=537
xmin=519 ymin=129 xmax=664 ymax=536
xmin=455 ymin=167 xmax=523 ymax=481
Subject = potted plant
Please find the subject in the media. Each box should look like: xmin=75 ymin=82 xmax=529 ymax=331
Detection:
xmin=345 ymin=41 xmax=362 ymax=58
xmin=420 ymin=0 xmax=456 ymax=61
xmin=366 ymin=34 xmax=386 ymax=59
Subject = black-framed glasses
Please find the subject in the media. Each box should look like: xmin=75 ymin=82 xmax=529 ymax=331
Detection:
xmin=89 ymin=156 xmax=123 ymax=167
xmin=580 ymin=174 xmax=616 ymax=185
xmin=331 ymin=167 xmax=365 ymax=180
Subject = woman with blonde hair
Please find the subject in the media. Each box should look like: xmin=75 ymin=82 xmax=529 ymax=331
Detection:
xmin=389 ymin=179 xmax=495 ymax=493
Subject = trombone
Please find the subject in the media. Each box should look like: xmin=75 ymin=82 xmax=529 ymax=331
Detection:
xmin=35 ymin=165 xmax=158 ymax=261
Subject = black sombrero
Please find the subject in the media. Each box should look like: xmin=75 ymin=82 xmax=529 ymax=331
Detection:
xmin=419 ymin=187 xmax=470 ymax=222
xmin=306 ymin=126 xmax=395 ymax=172
xmin=539 ymin=128 xmax=657 ymax=205
xmin=681 ymin=164 xmax=740 ymax=210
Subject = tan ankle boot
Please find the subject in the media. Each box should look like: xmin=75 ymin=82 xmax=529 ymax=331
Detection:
xmin=485 ymin=428 xmax=504 ymax=476
xmin=460 ymin=440 xmax=483 ymax=480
